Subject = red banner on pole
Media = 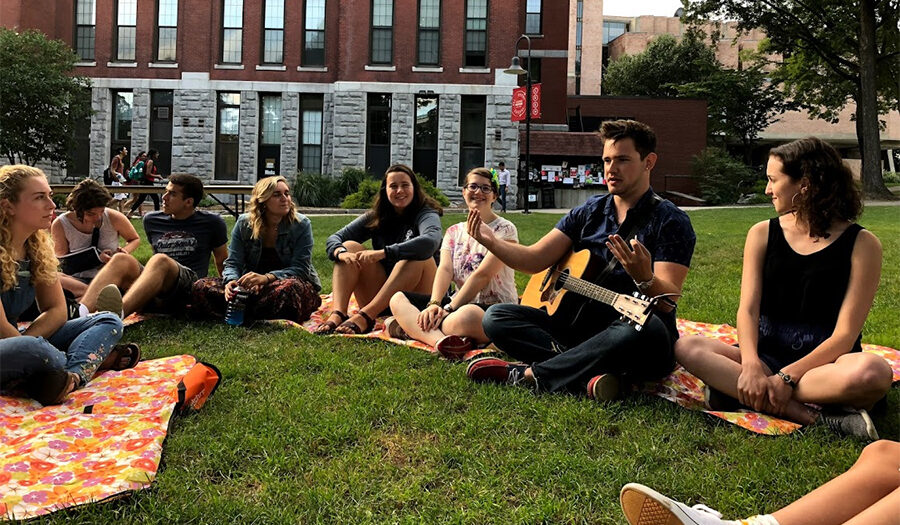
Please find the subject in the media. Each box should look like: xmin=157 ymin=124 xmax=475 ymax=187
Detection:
xmin=511 ymin=84 xmax=542 ymax=121
xmin=530 ymin=83 xmax=542 ymax=119
xmin=511 ymin=86 xmax=526 ymax=122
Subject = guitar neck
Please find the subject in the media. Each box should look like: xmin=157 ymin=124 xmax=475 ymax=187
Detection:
xmin=557 ymin=272 xmax=620 ymax=306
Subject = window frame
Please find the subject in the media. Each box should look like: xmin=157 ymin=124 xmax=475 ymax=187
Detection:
xmin=525 ymin=0 xmax=541 ymax=35
xmin=301 ymin=0 xmax=327 ymax=66
xmin=416 ymin=0 xmax=441 ymax=66
xmin=261 ymin=0 xmax=284 ymax=65
xmin=369 ymin=0 xmax=394 ymax=65
xmin=299 ymin=95 xmax=325 ymax=174
xmin=215 ymin=92 xmax=242 ymax=181
xmin=220 ymin=0 xmax=244 ymax=64
xmin=463 ymin=0 xmax=488 ymax=68
xmin=74 ymin=0 xmax=96 ymax=61
xmin=114 ymin=0 xmax=137 ymax=62
xmin=155 ymin=0 xmax=178 ymax=62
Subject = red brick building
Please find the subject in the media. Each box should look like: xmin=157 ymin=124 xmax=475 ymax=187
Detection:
xmin=2 ymin=0 xmax=575 ymax=208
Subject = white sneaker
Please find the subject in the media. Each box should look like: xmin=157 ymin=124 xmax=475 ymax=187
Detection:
xmin=620 ymin=483 xmax=729 ymax=525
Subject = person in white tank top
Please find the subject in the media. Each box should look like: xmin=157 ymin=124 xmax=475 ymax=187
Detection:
xmin=50 ymin=179 xmax=141 ymax=299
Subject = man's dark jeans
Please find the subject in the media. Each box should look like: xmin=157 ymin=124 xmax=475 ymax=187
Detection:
xmin=482 ymin=303 xmax=675 ymax=393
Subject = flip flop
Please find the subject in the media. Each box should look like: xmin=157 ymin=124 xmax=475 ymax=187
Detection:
xmin=314 ymin=311 xmax=349 ymax=335
xmin=100 ymin=343 xmax=142 ymax=371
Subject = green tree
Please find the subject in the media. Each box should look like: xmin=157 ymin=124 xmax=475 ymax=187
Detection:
xmin=603 ymin=29 xmax=720 ymax=97
xmin=0 ymin=28 xmax=92 ymax=166
xmin=677 ymin=59 xmax=797 ymax=163
xmin=682 ymin=0 xmax=900 ymax=197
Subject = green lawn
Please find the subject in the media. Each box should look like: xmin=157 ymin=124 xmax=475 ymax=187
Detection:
xmin=52 ymin=205 xmax=898 ymax=524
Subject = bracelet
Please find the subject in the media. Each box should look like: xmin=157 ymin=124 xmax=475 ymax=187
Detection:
xmin=427 ymin=299 xmax=442 ymax=308
xmin=267 ymin=274 xmax=275 ymax=283
xmin=633 ymin=274 xmax=655 ymax=292
xmin=776 ymin=370 xmax=797 ymax=389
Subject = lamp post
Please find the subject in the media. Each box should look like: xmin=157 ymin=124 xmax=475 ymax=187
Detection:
xmin=504 ymin=34 xmax=532 ymax=214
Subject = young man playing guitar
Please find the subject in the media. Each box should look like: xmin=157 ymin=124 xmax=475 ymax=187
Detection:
xmin=466 ymin=120 xmax=696 ymax=399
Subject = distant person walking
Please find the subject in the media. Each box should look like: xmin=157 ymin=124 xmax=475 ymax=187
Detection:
xmin=105 ymin=147 xmax=129 ymax=212
xmin=127 ymin=149 xmax=162 ymax=218
xmin=496 ymin=161 xmax=510 ymax=212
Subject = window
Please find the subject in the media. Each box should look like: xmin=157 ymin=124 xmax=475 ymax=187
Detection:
xmin=259 ymin=94 xmax=282 ymax=177
xmin=112 ymin=91 xmax=133 ymax=157
xmin=299 ymin=95 xmax=324 ymax=174
xmin=413 ymin=95 xmax=439 ymax=183
xmin=366 ymin=94 xmax=391 ymax=177
xmin=602 ymin=21 xmax=629 ymax=81
xmin=464 ymin=0 xmax=487 ymax=67
xmin=216 ymin=92 xmax=241 ymax=180
xmin=156 ymin=0 xmax=178 ymax=61
xmin=262 ymin=0 xmax=284 ymax=64
xmin=417 ymin=0 xmax=440 ymax=65
xmin=221 ymin=0 xmax=243 ymax=63
xmin=370 ymin=0 xmax=393 ymax=64
xmin=115 ymin=0 xmax=137 ymax=61
xmin=302 ymin=0 xmax=326 ymax=66
xmin=458 ymin=95 xmax=485 ymax=185
xmin=575 ymin=0 xmax=582 ymax=93
xmin=74 ymin=0 xmax=96 ymax=61
xmin=525 ymin=0 xmax=541 ymax=34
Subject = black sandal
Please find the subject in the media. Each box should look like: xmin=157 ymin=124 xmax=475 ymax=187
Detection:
xmin=314 ymin=311 xmax=349 ymax=335
xmin=335 ymin=311 xmax=376 ymax=335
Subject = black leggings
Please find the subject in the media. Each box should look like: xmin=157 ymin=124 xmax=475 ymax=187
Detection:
xmin=130 ymin=192 xmax=160 ymax=213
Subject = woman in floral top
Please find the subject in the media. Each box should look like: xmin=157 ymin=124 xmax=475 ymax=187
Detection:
xmin=387 ymin=167 xmax=518 ymax=358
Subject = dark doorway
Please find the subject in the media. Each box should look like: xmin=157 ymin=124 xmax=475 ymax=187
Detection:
xmin=258 ymin=94 xmax=282 ymax=178
xmin=366 ymin=93 xmax=391 ymax=177
xmin=150 ymin=90 xmax=173 ymax=174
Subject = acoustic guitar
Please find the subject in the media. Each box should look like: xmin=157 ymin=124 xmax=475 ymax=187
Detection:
xmin=520 ymin=249 xmax=655 ymax=331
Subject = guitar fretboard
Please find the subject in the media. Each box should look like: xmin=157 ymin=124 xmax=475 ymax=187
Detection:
xmin=556 ymin=272 xmax=618 ymax=305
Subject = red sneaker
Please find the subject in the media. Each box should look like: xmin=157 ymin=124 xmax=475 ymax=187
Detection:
xmin=435 ymin=335 xmax=474 ymax=360
xmin=466 ymin=357 xmax=529 ymax=386
xmin=586 ymin=374 xmax=621 ymax=401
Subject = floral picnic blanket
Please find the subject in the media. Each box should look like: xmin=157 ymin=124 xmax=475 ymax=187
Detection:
xmin=299 ymin=295 xmax=900 ymax=436
xmin=0 ymin=355 xmax=198 ymax=520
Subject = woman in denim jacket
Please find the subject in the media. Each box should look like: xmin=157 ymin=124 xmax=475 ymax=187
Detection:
xmin=192 ymin=176 xmax=322 ymax=323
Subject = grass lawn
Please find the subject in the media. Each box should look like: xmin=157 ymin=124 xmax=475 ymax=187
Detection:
xmin=50 ymin=205 xmax=898 ymax=524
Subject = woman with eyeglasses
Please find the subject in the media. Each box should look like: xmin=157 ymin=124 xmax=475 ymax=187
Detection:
xmin=191 ymin=176 xmax=322 ymax=323
xmin=316 ymin=164 xmax=443 ymax=335
xmin=386 ymin=167 xmax=518 ymax=358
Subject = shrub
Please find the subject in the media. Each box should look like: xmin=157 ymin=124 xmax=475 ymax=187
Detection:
xmin=341 ymin=178 xmax=380 ymax=209
xmin=336 ymin=167 xmax=370 ymax=196
xmin=292 ymin=172 xmax=342 ymax=207
xmin=340 ymin=173 xmax=450 ymax=209
xmin=691 ymin=147 xmax=754 ymax=205
xmin=883 ymin=171 xmax=900 ymax=184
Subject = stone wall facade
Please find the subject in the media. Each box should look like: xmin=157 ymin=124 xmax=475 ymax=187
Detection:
xmin=89 ymin=88 xmax=112 ymax=179
xmin=330 ymin=89 xmax=367 ymax=175
xmin=170 ymin=90 xmax=216 ymax=176
xmin=131 ymin=89 xmax=151 ymax=154
xmin=280 ymin=93 xmax=300 ymax=178
xmin=390 ymin=93 xmax=414 ymax=167
xmin=237 ymin=91 xmax=259 ymax=183
xmin=435 ymin=94 xmax=462 ymax=196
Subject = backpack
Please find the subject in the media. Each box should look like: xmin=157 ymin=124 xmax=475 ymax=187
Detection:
xmin=176 ymin=362 xmax=222 ymax=413
xmin=127 ymin=160 xmax=145 ymax=181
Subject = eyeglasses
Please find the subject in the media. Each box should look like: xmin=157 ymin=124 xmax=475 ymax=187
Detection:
xmin=465 ymin=183 xmax=494 ymax=194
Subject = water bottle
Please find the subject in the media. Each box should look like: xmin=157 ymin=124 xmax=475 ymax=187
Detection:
xmin=224 ymin=286 xmax=250 ymax=326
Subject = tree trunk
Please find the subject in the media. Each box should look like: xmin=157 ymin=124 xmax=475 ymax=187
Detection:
xmin=857 ymin=0 xmax=894 ymax=199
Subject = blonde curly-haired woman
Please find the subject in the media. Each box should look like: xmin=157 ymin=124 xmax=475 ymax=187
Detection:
xmin=191 ymin=176 xmax=321 ymax=323
xmin=0 ymin=165 xmax=138 ymax=406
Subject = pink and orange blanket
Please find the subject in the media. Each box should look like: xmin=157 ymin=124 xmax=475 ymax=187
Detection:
xmin=0 ymin=355 xmax=200 ymax=520
xmin=290 ymin=295 xmax=900 ymax=436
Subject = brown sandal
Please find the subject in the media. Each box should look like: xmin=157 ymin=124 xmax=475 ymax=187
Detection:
xmin=314 ymin=311 xmax=349 ymax=335
xmin=99 ymin=343 xmax=142 ymax=372
xmin=334 ymin=311 xmax=376 ymax=335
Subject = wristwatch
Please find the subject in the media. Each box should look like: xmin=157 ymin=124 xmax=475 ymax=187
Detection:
xmin=633 ymin=274 xmax=655 ymax=293
xmin=442 ymin=303 xmax=455 ymax=313
xmin=776 ymin=370 xmax=797 ymax=389
xmin=334 ymin=246 xmax=348 ymax=259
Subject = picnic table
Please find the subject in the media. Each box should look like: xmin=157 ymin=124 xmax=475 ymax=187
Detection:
xmin=50 ymin=183 xmax=256 ymax=218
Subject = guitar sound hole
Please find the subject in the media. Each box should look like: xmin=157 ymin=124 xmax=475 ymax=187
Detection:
xmin=554 ymin=269 xmax=570 ymax=291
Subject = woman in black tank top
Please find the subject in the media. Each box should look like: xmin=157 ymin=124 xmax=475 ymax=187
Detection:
xmin=674 ymin=138 xmax=891 ymax=440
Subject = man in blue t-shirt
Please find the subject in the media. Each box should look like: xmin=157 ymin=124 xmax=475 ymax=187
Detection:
xmin=81 ymin=174 xmax=228 ymax=317
xmin=466 ymin=120 xmax=696 ymax=400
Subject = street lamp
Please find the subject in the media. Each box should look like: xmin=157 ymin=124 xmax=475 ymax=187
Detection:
xmin=504 ymin=34 xmax=532 ymax=214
